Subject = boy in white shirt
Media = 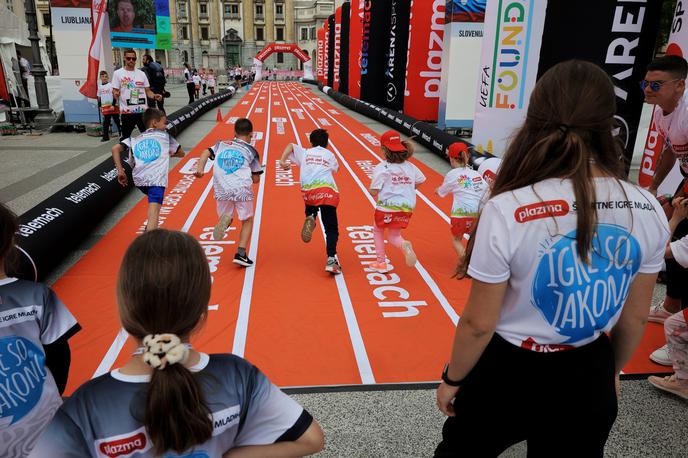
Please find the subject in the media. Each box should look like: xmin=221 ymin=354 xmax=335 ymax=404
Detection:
xmin=97 ymin=70 xmax=121 ymax=142
xmin=279 ymin=129 xmax=342 ymax=274
xmin=195 ymin=118 xmax=263 ymax=267
xmin=112 ymin=108 xmax=186 ymax=231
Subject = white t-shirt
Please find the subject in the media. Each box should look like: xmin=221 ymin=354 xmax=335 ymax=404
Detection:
xmin=370 ymin=161 xmax=426 ymax=213
xmin=121 ymin=129 xmax=180 ymax=187
xmin=289 ymin=144 xmax=339 ymax=207
xmin=193 ymin=75 xmax=201 ymax=85
xmin=670 ymin=235 xmax=688 ymax=268
xmin=208 ymin=75 xmax=216 ymax=87
xmin=183 ymin=68 xmax=192 ymax=83
xmin=437 ymin=167 xmax=488 ymax=218
xmin=210 ymin=139 xmax=263 ymax=201
xmin=654 ymin=91 xmax=688 ymax=175
xmin=111 ymin=68 xmax=150 ymax=115
xmin=468 ymin=177 xmax=669 ymax=351
xmin=19 ymin=57 xmax=30 ymax=79
xmin=97 ymin=82 xmax=117 ymax=114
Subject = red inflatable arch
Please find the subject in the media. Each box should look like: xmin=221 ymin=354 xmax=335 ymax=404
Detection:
xmin=254 ymin=43 xmax=314 ymax=80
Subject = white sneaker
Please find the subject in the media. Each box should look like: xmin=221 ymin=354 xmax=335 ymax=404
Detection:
xmin=650 ymin=344 xmax=673 ymax=366
xmin=648 ymin=302 xmax=673 ymax=324
xmin=402 ymin=241 xmax=417 ymax=267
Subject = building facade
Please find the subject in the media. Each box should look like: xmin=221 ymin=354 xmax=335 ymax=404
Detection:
xmin=170 ymin=0 xmax=226 ymax=72
xmin=294 ymin=0 xmax=334 ymax=69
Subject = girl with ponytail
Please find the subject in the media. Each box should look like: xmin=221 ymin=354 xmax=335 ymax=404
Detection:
xmin=32 ymin=230 xmax=323 ymax=457
xmin=434 ymin=61 xmax=670 ymax=456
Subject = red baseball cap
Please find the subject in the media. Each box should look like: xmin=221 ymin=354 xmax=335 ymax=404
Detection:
xmin=380 ymin=130 xmax=406 ymax=152
xmin=448 ymin=142 xmax=469 ymax=159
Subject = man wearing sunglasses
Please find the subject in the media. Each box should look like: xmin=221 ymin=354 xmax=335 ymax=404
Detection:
xmin=111 ymin=49 xmax=163 ymax=141
xmin=642 ymin=55 xmax=688 ymax=369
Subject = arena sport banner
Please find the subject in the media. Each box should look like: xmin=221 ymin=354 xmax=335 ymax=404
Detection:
xmin=316 ymin=27 xmax=326 ymax=83
xmin=404 ymin=0 xmax=445 ymax=122
xmin=383 ymin=0 xmax=411 ymax=111
xmin=360 ymin=0 xmax=392 ymax=107
xmin=437 ymin=0 xmax=485 ymax=129
xmin=339 ymin=2 xmax=351 ymax=95
xmin=639 ymin=1 xmax=688 ymax=190
xmin=348 ymin=0 xmax=364 ymax=99
xmin=108 ymin=0 xmax=171 ymax=49
xmin=333 ymin=6 xmax=343 ymax=91
xmin=327 ymin=14 xmax=335 ymax=87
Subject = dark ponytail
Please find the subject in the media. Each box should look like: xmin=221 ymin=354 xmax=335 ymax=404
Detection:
xmin=117 ymin=230 xmax=213 ymax=454
xmin=0 ymin=203 xmax=19 ymax=275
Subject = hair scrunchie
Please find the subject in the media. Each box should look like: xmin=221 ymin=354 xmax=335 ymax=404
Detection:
xmin=142 ymin=334 xmax=189 ymax=370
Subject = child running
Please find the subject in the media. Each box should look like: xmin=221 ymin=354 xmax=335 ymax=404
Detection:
xmin=369 ymin=130 xmax=426 ymax=273
xmin=195 ymin=118 xmax=262 ymax=267
xmin=436 ymin=142 xmax=488 ymax=262
xmin=30 ymin=229 xmax=324 ymax=457
xmin=279 ymin=129 xmax=341 ymax=274
xmin=0 ymin=203 xmax=80 ymax=456
xmin=112 ymin=108 xmax=186 ymax=232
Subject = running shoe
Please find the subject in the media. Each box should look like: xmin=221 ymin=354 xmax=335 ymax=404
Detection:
xmin=326 ymin=257 xmax=342 ymax=275
xmin=233 ymin=253 xmax=254 ymax=267
xmin=213 ymin=213 xmax=233 ymax=241
xmin=648 ymin=302 xmax=673 ymax=324
xmin=369 ymin=261 xmax=390 ymax=273
xmin=650 ymin=344 xmax=672 ymax=366
xmin=301 ymin=215 xmax=316 ymax=243
xmin=402 ymin=241 xmax=417 ymax=267
xmin=648 ymin=374 xmax=688 ymax=400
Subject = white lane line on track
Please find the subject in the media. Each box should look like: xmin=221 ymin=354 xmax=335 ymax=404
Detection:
xmin=284 ymin=84 xmax=459 ymax=326
xmin=277 ymin=83 xmax=375 ymax=384
xmin=93 ymin=85 xmax=266 ymax=378
xmin=290 ymin=85 xmax=450 ymax=224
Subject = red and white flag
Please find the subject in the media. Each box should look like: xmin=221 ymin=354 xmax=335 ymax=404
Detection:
xmin=79 ymin=0 xmax=107 ymax=99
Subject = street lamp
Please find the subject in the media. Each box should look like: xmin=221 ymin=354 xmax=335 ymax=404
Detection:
xmin=24 ymin=0 xmax=53 ymax=128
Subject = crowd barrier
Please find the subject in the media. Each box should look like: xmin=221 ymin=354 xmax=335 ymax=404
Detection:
xmin=11 ymin=88 xmax=238 ymax=282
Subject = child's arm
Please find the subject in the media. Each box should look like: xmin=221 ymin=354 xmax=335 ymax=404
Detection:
xmin=111 ymin=143 xmax=129 ymax=187
xmin=172 ymin=146 xmax=186 ymax=158
xmin=194 ymin=149 xmax=212 ymax=178
xmin=279 ymin=143 xmax=295 ymax=169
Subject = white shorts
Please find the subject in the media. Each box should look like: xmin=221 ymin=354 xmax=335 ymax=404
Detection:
xmin=217 ymin=200 xmax=254 ymax=221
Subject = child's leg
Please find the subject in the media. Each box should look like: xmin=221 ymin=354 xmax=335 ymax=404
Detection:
xmin=146 ymin=202 xmax=162 ymax=231
xmin=387 ymin=229 xmax=405 ymax=248
xmin=665 ymin=311 xmax=688 ymax=382
xmin=373 ymin=226 xmax=387 ymax=263
xmin=238 ymin=217 xmax=253 ymax=253
xmin=302 ymin=205 xmax=318 ymax=243
xmin=453 ymin=235 xmax=466 ymax=259
xmin=320 ymin=205 xmax=339 ymax=258
xmin=389 ymin=228 xmax=417 ymax=267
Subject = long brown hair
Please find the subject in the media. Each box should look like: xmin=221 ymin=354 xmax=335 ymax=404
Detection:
xmin=382 ymin=140 xmax=415 ymax=164
xmin=117 ymin=230 xmax=213 ymax=454
xmin=459 ymin=60 xmax=626 ymax=277
xmin=0 ymin=203 xmax=18 ymax=274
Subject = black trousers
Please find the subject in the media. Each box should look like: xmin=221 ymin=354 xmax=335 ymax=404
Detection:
xmin=434 ymin=333 xmax=617 ymax=458
xmin=120 ymin=113 xmax=145 ymax=141
xmin=186 ymin=82 xmax=196 ymax=104
xmin=102 ymin=113 xmax=121 ymax=140
xmin=306 ymin=205 xmax=339 ymax=257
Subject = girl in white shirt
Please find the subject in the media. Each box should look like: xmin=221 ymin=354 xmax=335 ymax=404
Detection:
xmin=207 ymin=68 xmax=216 ymax=95
xmin=434 ymin=60 xmax=669 ymax=457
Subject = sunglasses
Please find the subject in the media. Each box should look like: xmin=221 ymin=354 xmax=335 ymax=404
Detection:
xmin=639 ymin=78 xmax=682 ymax=92
xmin=124 ymin=57 xmax=137 ymax=61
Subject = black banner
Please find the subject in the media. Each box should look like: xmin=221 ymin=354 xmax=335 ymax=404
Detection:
xmin=327 ymin=14 xmax=336 ymax=87
xmin=360 ymin=0 xmax=392 ymax=106
xmin=383 ymin=0 xmax=411 ymax=111
xmin=339 ymin=2 xmax=351 ymax=95
xmin=11 ymin=89 xmax=237 ymax=281
xmin=537 ymin=0 xmax=664 ymax=172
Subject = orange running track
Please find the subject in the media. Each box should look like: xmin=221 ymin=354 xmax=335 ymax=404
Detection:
xmin=55 ymin=83 xmax=669 ymax=395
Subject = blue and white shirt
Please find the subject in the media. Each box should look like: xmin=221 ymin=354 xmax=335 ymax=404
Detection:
xmin=209 ymin=139 xmax=263 ymax=202
xmin=121 ymin=129 xmax=180 ymax=188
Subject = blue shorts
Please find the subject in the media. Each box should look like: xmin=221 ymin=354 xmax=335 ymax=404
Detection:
xmin=137 ymin=186 xmax=165 ymax=204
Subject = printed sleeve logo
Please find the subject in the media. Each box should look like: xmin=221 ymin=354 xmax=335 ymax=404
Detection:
xmin=217 ymin=148 xmax=245 ymax=174
xmin=133 ymin=139 xmax=162 ymax=164
xmin=515 ymin=200 xmax=569 ymax=223
xmin=97 ymin=431 xmax=149 ymax=458
xmin=532 ymin=224 xmax=641 ymax=343
xmin=0 ymin=336 xmax=47 ymax=425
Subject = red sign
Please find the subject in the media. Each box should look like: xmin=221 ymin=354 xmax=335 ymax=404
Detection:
xmin=514 ymin=200 xmax=570 ymax=224
xmin=333 ymin=6 xmax=343 ymax=91
xmin=323 ymin=20 xmax=330 ymax=85
xmin=348 ymin=0 xmax=364 ymax=99
xmin=403 ymin=0 xmax=445 ymax=121
xmin=316 ymin=28 xmax=326 ymax=82
xmin=255 ymin=44 xmax=311 ymax=63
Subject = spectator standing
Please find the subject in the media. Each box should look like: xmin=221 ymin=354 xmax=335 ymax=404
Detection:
xmin=141 ymin=54 xmax=166 ymax=112
xmin=192 ymin=70 xmax=201 ymax=99
xmin=97 ymin=70 xmax=121 ymax=142
xmin=183 ymin=62 xmax=195 ymax=104
xmin=207 ymin=68 xmax=216 ymax=95
xmin=17 ymin=50 xmax=30 ymax=97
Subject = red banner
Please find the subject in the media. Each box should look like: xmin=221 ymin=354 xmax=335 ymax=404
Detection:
xmin=403 ymin=0 xmax=445 ymax=121
xmin=333 ymin=6 xmax=343 ymax=91
xmin=316 ymin=28 xmax=326 ymax=83
xmin=255 ymin=43 xmax=311 ymax=63
xmin=324 ymin=20 xmax=330 ymax=85
xmin=348 ymin=0 xmax=364 ymax=99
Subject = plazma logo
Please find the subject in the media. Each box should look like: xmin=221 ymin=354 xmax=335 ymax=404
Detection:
xmin=531 ymin=224 xmax=641 ymax=343
xmin=217 ymin=148 xmax=245 ymax=174
xmin=488 ymin=0 xmax=531 ymax=110
xmin=0 ymin=336 xmax=47 ymax=425
xmin=134 ymin=139 xmax=162 ymax=164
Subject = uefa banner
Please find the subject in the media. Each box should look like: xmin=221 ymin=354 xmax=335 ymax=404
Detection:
xmin=360 ymin=0 xmax=392 ymax=106
xmin=339 ymin=2 xmax=351 ymax=95
xmin=348 ymin=0 xmax=364 ymax=99
xmin=383 ymin=0 xmax=411 ymax=111
xmin=327 ymin=14 xmax=335 ymax=87
xmin=316 ymin=28 xmax=326 ymax=84
xmin=640 ymin=1 xmax=688 ymax=189
xmin=404 ymin=0 xmax=445 ymax=122
xmin=333 ymin=7 xmax=343 ymax=91
xmin=109 ymin=0 xmax=170 ymax=49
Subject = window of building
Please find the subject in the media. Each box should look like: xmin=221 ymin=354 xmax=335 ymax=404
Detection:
xmin=300 ymin=27 xmax=308 ymax=41
xmin=276 ymin=26 xmax=284 ymax=41
xmin=256 ymin=27 xmax=264 ymax=41
xmin=277 ymin=52 xmax=284 ymax=64
xmin=201 ymin=26 xmax=209 ymax=40
xmin=181 ymin=25 xmax=189 ymax=40
xmin=5 ymin=0 xmax=13 ymax=12
xmin=310 ymin=26 xmax=316 ymax=40
xmin=177 ymin=1 xmax=187 ymax=17
xmin=42 ymin=12 xmax=50 ymax=26
xmin=231 ymin=4 xmax=238 ymax=14
xmin=255 ymin=4 xmax=263 ymax=16
xmin=199 ymin=3 xmax=208 ymax=15
xmin=224 ymin=3 xmax=231 ymax=14
xmin=276 ymin=4 xmax=283 ymax=15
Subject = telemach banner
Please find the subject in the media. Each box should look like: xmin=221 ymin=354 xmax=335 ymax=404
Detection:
xmin=383 ymin=0 xmax=411 ymax=111
xmin=333 ymin=6 xmax=343 ymax=91
xmin=339 ymin=2 xmax=351 ymax=95
xmin=327 ymin=14 xmax=335 ymax=87
xmin=316 ymin=27 xmax=326 ymax=83
xmin=348 ymin=0 xmax=365 ymax=99
xmin=404 ymin=0 xmax=445 ymax=122
xmin=360 ymin=0 xmax=392 ymax=107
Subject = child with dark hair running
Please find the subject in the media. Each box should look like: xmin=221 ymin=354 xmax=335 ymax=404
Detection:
xmin=368 ymin=130 xmax=426 ymax=273
xmin=0 ymin=203 xmax=80 ymax=457
xmin=30 ymin=229 xmax=324 ymax=457
xmin=112 ymin=108 xmax=185 ymax=232
xmin=195 ymin=118 xmax=263 ymax=267
xmin=279 ymin=129 xmax=341 ymax=274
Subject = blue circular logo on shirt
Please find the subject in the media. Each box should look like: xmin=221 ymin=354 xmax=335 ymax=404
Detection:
xmin=531 ymin=224 xmax=641 ymax=344
xmin=217 ymin=148 xmax=245 ymax=174
xmin=0 ymin=336 xmax=47 ymax=425
xmin=134 ymin=139 xmax=162 ymax=164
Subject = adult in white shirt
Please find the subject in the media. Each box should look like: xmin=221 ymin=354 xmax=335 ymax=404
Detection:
xmin=112 ymin=49 xmax=162 ymax=140
xmin=641 ymin=55 xmax=688 ymax=363
xmin=434 ymin=61 xmax=669 ymax=456
xmin=183 ymin=62 xmax=195 ymax=104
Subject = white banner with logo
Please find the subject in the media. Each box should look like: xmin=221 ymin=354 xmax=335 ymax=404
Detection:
xmin=471 ymin=0 xmax=548 ymax=156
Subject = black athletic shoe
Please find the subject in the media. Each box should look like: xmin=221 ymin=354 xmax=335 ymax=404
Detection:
xmin=233 ymin=253 xmax=254 ymax=267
